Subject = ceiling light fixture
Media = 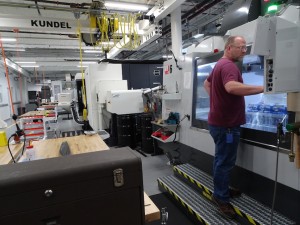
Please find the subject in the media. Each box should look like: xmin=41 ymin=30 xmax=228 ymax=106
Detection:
xmin=15 ymin=61 xmax=36 ymax=64
xmin=237 ymin=7 xmax=249 ymax=14
xmin=81 ymin=61 xmax=97 ymax=64
xmin=193 ymin=34 xmax=204 ymax=39
xmin=101 ymin=41 xmax=114 ymax=45
xmin=22 ymin=65 xmax=39 ymax=68
xmin=105 ymin=1 xmax=148 ymax=11
xmin=77 ymin=65 xmax=88 ymax=68
xmin=4 ymin=49 xmax=25 ymax=52
xmin=0 ymin=38 xmax=16 ymax=42
xmin=84 ymin=50 xmax=103 ymax=53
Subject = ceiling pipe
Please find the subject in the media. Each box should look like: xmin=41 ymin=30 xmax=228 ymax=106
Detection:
xmin=183 ymin=0 xmax=224 ymax=21
xmin=162 ymin=0 xmax=224 ymax=36
xmin=24 ymin=0 xmax=91 ymax=8
xmin=170 ymin=6 xmax=182 ymax=58
xmin=121 ymin=0 xmax=224 ymax=60
xmin=0 ymin=2 xmax=89 ymax=13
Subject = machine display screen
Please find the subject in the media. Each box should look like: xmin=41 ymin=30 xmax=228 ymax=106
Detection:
xmin=192 ymin=49 xmax=294 ymax=149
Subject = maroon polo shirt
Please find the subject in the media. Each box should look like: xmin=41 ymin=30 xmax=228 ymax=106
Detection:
xmin=207 ymin=58 xmax=245 ymax=127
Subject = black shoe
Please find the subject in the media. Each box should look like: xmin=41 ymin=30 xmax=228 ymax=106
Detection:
xmin=212 ymin=196 xmax=236 ymax=219
xmin=229 ymin=187 xmax=241 ymax=198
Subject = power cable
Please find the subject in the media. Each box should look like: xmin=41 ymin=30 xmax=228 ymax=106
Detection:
xmin=172 ymin=114 xmax=190 ymax=142
xmin=270 ymin=116 xmax=286 ymax=224
xmin=77 ymin=19 xmax=88 ymax=121
xmin=7 ymin=136 xmax=16 ymax=163
xmin=169 ymin=50 xmax=182 ymax=70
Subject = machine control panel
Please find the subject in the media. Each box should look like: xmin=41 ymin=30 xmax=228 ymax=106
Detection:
xmin=265 ymin=58 xmax=274 ymax=92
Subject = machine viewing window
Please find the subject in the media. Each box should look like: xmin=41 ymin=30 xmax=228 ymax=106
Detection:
xmin=192 ymin=49 xmax=294 ymax=149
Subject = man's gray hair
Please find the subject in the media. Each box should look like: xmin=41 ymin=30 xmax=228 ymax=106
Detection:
xmin=224 ymin=36 xmax=243 ymax=49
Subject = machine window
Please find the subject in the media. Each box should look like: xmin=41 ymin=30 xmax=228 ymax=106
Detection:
xmin=192 ymin=51 xmax=294 ymax=149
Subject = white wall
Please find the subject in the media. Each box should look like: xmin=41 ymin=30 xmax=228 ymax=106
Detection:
xmin=0 ymin=65 xmax=28 ymax=137
xmin=162 ymin=53 xmax=300 ymax=191
xmin=84 ymin=63 xmax=123 ymax=131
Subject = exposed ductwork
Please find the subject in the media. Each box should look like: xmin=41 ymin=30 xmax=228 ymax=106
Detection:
xmin=0 ymin=0 xmax=240 ymax=80
xmin=162 ymin=0 xmax=225 ymax=36
xmin=24 ymin=0 xmax=92 ymax=9
xmin=219 ymin=0 xmax=261 ymax=34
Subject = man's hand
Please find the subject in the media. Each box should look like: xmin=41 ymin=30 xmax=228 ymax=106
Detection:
xmin=204 ymin=79 xmax=211 ymax=96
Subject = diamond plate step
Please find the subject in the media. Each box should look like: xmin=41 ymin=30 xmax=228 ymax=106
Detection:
xmin=158 ymin=175 xmax=240 ymax=225
xmin=173 ymin=163 xmax=295 ymax=225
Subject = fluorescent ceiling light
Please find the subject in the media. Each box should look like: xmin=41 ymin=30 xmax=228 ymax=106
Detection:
xmin=22 ymin=65 xmax=39 ymax=68
xmin=77 ymin=65 xmax=88 ymax=67
xmin=15 ymin=61 xmax=36 ymax=64
xmin=0 ymin=38 xmax=16 ymax=42
xmin=105 ymin=2 xmax=148 ymax=11
xmin=84 ymin=50 xmax=103 ymax=53
xmin=237 ymin=7 xmax=249 ymax=14
xmin=100 ymin=41 xmax=114 ymax=45
xmin=193 ymin=34 xmax=204 ymax=39
xmin=4 ymin=49 xmax=25 ymax=52
xmin=81 ymin=61 xmax=97 ymax=64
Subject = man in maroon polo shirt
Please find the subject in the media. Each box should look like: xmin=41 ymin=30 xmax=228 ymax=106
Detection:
xmin=204 ymin=36 xmax=264 ymax=219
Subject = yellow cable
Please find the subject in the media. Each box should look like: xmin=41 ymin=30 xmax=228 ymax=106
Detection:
xmin=119 ymin=15 xmax=126 ymax=48
xmin=89 ymin=12 xmax=142 ymax=53
xmin=127 ymin=14 xmax=132 ymax=49
xmin=113 ymin=13 xmax=122 ymax=47
xmin=134 ymin=14 xmax=140 ymax=49
xmin=77 ymin=19 xmax=88 ymax=120
xmin=110 ymin=15 xmax=119 ymax=50
xmin=127 ymin=14 xmax=131 ymax=49
xmin=89 ymin=12 xmax=96 ymax=49
xmin=96 ymin=16 xmax=102 ymax=47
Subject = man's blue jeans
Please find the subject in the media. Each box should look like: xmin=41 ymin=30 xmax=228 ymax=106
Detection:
xmin=208 ymin=125 xmax=241 ymax=203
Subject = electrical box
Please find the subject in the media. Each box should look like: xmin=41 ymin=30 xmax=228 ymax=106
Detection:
xmin=265 ymin=17 xmax=300 ymax=93
xmin=251 ymin=7 xmax=300 ymax=93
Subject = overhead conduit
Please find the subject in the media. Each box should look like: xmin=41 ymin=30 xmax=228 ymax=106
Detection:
xmin=24 ymin=0 xmax=91 ymax=10
xmin=120 ymin=0 xmax=228 ymax=60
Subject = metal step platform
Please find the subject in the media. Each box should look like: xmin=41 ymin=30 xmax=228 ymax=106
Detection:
xmin=172 ymin=163 xmax=295 ymax=225
xmin=158 ymin=176 xmax=240 ymax=225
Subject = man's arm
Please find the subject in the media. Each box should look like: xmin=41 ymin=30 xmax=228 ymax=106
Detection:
xmin=225 ymin=81 xmax=264 ymax=96
xmin=204 ymin=79 xmax=211 ymax=96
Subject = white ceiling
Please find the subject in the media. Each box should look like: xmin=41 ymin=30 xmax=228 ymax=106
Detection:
xmin=0 ymin=0 xmax=234 ymax=81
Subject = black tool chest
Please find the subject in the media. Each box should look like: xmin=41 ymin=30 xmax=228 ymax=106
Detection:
xmin=0 ymin=147 xmax=145 ymax=225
